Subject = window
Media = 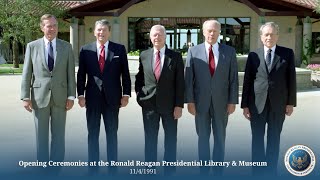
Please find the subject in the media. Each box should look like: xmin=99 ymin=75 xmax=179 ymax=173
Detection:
xmin=128 ymin=17 xmax=250 ymax=54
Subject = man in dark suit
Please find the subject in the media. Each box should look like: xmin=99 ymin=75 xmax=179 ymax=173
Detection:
xmin=21 ymin=14 xmax=76 ymax=174
xmin=135 ymin=25 xmax=184 ymax=175
xmin=185 ymin=19 xmax=239 ymax=175
xmin=77 ymin=19 xmax=131 ymax=175
xmin=241 ymin=22 xmax=297 ymax=176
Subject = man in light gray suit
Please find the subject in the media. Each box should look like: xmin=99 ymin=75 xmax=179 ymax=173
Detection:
xmin=185 ymin=19 xmax=238 ymax=175
xmin=21 ymin=14 xmax=76 ymax=174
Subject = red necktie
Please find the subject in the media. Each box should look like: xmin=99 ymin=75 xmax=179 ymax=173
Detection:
xmin=209 ymin=45 xmax=215 ymax=76
xmin=99 ymin=45 xmax=105 ymax=73
xmin=154 ymin=50 xmax=161 ymax=81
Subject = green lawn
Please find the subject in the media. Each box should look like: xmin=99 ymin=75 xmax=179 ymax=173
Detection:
xmin=0 ymin=64 xmax=23 ymax=74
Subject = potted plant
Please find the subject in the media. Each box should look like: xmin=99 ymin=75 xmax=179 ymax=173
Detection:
xmin=306 ymin=64 xmax=320 ymax=87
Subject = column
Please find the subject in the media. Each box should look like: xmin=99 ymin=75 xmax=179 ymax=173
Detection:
xmin=70 ymin=17 xmax=79 ymax=65
xmin=111 ymin=17 xmax=120 ymax=43
xmin=79 ymin=18 xmax=85 ymax=53
xmin=295 ymin=18 xmax=303 ymax=67
xmin=303 ymin=16 xmax=312 ymax=65
xmin=257 ymin=16 xmax=265 ymax=48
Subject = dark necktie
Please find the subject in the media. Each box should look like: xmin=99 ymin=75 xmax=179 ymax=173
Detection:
xmin=99 ymin=45 xmax=105 ymax=73
xmin=48 ymin=41 xmax=54 ymax=72
xmin=266 ymin=49 xmax=272 ymax=69
xmin=209 ymin=45 xmax=215 ymax=76
xmin=154 ymin=50 xmax=161 ymax=81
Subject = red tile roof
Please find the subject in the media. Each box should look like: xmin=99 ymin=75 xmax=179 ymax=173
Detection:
xmin=280 ymin=0 xmax=317 ymax=9
xmin=56 ymin=0 xmax=319 ymax=11
xmin=53 ymin=1 xmax=91 ymax=9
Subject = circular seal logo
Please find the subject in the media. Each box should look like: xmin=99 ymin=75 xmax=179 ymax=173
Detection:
xmin=284 ymin=145 xmax=316 ymax=176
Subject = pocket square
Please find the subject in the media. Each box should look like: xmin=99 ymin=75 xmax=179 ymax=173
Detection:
xmin=113 ymin=56 xmax=120 ymax=58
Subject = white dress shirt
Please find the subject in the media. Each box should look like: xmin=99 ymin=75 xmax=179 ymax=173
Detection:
xmin=205 ymin=41 xmax=219 ymax=68
xmin=264 ymin=45 xmax=276 ymax=64
xmin=153 ymin=46 xmax=165 ymax=73
xmin=96 ymin=41 xmax=109 ymax=61
xmin=44 ymin=37 xmax=56 ymax=65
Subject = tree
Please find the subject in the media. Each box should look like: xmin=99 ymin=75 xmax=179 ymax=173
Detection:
xmin=0 ymin=0 xmax=66 ymax=68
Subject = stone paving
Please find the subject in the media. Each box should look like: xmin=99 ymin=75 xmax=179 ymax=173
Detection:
xmin=0 ymin=74 xmax=319 ymax=177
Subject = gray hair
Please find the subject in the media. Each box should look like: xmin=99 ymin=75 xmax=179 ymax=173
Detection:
xmin=95 ymin=19 xmax=111 ymax=30
xmin=40 ymin=14 xmax=57 ymax=27
xmin=150 ymin=24 xmax=166 ymax=36
xmin=260 ymin=22 xmax=279 ymax=35
xmin=202 ymin=19 xmax=221 ymax=31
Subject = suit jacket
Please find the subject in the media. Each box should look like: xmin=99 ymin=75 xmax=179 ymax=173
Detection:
xmin=135 ymin=48 xmax=184 ymax=113
xmin=241 ymin=45 xmax=297 ymax=114
xmin=77 ymin=41 xmax=131 ymax=108
xmin=185 ymin=43 xmax=239 ymax=114
xmin=21 ymin=38 xmax=76 ymax=109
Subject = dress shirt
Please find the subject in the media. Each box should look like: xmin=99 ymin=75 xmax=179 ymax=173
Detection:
xmin=205 ymin=41 xmax=219 ymax=68
xmin=264 ymin=45 xmax=276 ymax=65
xmin=153 ymin=46 xmax=165 ymax=73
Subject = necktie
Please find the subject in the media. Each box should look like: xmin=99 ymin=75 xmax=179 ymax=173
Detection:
xmin=209 ymin=45 xmax=215 ymax=76
xmin=154 ymin=50 xmax=161 ymax=81
xmin=99 ymin=45 xmax=105 ymax=73
xmin=266 ymin=49 xmax=272 ymax=70
xmin=48 ymin=41 xmax=54 ymax=72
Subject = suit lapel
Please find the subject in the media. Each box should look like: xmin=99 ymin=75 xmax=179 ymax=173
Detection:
xmin=160 ymin=48 xmax=172 ymax=79
xmin=39 ymin=39 xmax=49 ymax=72
xmin=258 ymin=48 xmax=268 ymax=74
xmin=90 ymin=42 xmax=101 ymax=74
xmin=147 ymin=49 xmax=155 ymax=80
xmin=271 ymin=46 xmax=281 ymax=71
xmin=107 ymin=42 xmax=114 ymax=62
xmin=217 ymin=43 xmax=224 ymax=71
xmin=53 ymin=39 xmax=63 ymax=72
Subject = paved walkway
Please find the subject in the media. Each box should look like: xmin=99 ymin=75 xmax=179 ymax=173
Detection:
xmin=0 ymin=75 xmax=319 ymax=177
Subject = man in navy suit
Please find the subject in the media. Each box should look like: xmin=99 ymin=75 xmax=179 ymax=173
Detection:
xmin=135 ymin=25 xmax=184 ymax=175
xmin=77 ymin=19 xmax=131 ymax=175
xmin=184 ymin=19 xmax=239 ymax=175
xmin=241 ymin=22 xmax=296 ymax=176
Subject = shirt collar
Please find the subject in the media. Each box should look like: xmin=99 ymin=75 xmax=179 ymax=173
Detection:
xmin=205 ymin=41 xmax=218 ymax=51
xmin=43 ymin=37 xmax=56 ymax=46
xmin=97 ymin=41 xmax=109 ymax=50
xmin=264 ymin=45 xmax=276 ymax=53
xmin=154 ymin=46 xmax=165 ymax=55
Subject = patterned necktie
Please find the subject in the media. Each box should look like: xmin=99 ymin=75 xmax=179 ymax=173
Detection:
xmin=209 ymin=45 xmax=215 ymax=76
xmin=266 ymin=49 xmax=272 ymax=70
xmin=154 ymin=50 xmax=161 ymax=81
xmin=99 ymin=45 xmax=105 ymax=73
xmin=48 ymin=41 xmax=54 ymax=72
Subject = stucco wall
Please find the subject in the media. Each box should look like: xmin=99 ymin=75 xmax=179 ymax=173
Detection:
xmin=76 ymin=0 xmax=299 ymax=53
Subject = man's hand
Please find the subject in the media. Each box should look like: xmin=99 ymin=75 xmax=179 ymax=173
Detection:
xmin=66 ymin=99 xmax=74 ymax=111
xmin=23 ymin=100 xmax=33 ymax=112
xmin=243 ymin=107 xmax=251 ymax=120
xmin=173 ymin=107 xmax=182 ymax=119
xmin=187 ymin=103 xmax=196 ymax=116
xmin=78 ymin=96 xmax=86 ymax=108
xmin=227 ymin=104 xmax=236 ymax=115
xmin=120 ymin=96 xmax=129 ymax=107
xmin=286 ymin=105 xmax=294 ymax=116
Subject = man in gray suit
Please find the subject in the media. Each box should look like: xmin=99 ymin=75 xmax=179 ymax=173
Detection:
xmin=185 ymin=19 xmax=238 ymax=175
xmin=21 ymin=14 xmax=76 ymax=174
xmin=241 ymin=22 xmax=296 ymax=176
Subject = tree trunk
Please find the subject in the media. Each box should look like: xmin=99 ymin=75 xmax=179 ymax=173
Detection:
xmin=12 ymin=40 xmax=19 ymax=68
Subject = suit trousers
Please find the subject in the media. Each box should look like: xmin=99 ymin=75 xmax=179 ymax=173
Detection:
xmin=142 ymin=108 xmax=177 ymax=175
xmin=33 ymin=97 xmax=66 ymax=174
xmin=86 ymin=90 xmax=119 ymax=174
xmin=250 ymin=97 xmax=285 ymax=176
xmin=195 ymin=102 xmax=228 ymax=175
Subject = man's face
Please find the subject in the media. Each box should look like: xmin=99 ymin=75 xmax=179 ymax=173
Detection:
xmin=41 ymin=17 xmax=58 ymax=41
xmin=260 ymin=25 xmax=279 ymax=48
xmin=94 ymin=24 xmax=110 ymax=45
xmin=150 ymin=27 xmax=166 ymax=50
xmin=203 ymin=22 xmax=220 ymax=45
